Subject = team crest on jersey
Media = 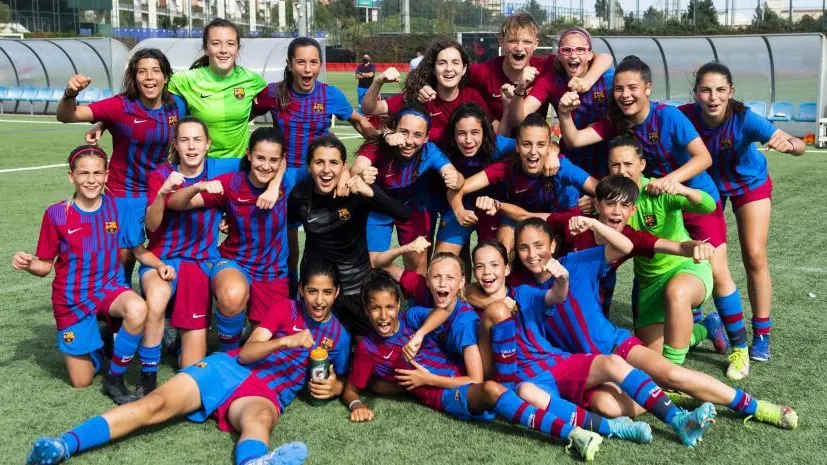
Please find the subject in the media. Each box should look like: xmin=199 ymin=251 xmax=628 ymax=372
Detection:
xmin=320 ymin=337 xmax=334 ymax=350
xmin=720 ymin=138 xmax=733 ymax=149
xmin=454 ymin=388 xmax=461 ymax=402
xmin=592 ymin=90 xmax=605 ymax=103
xmin=312 ymin=102 xmax=325 ymax=113
xmin=194 ymin=361 xmax=208 ymax=368
xmin=62 ymin=331 xmax=75 ymax=344
xmin=648 ymin=131 xmax=659 ymax=144
xmin=105 ymin=221 xmax=118 ymax=234
xmin=233 ymin=87 xmax=245 ymax=100
xmin=644 ymin=214 xmax=657 ymax=228
xmin=338 ymin=208 xmax=351 ymax=221
xmin=168 ymin=115 xmax=179 ymax=127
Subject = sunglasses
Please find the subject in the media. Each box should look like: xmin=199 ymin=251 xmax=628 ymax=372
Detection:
xmin=559 ymin=46 xmax=591 ymax=56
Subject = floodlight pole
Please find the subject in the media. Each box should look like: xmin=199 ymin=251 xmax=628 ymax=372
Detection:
xmin=402 ymin=0 xmax=410 ymax=33
xmin=298 ymin=0 xmax=307 ymax=36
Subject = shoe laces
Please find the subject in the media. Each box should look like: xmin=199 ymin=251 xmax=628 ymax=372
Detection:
xmin=728 ymin=348 xmax=748 ymax=367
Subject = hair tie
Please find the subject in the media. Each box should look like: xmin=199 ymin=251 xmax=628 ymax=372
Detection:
xmin=395 ymin=108 xmax=431 ymax=131
xmin=68 ymin=146 xmax=107 ymax=167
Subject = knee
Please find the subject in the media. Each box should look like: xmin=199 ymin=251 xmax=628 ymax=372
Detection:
xmin=599 ymin=354 xmax=627 ymax=375
xmin=124 ymin=300 xmax=148 ymax=328
xmin=483 ymin=302 xmax=512 ymax=325
xmin=515 ymin=382 xmax=533 ymax=399
xmin=742 ymin=249 xmax=768 ymax=273
xmin=248 ymin=406 xmax=277 ymax=429
xmin=69 ymin=373 xmax=94 ymax=389
xmin=142 ymin=392 xmax=167 ymax=415
xmin=217 ymin=285 xmax=247 ymax=314
xmin=661 ymin=365 xmax=688 ymax=388
xmin=482 ymin=380 xmax=507 ymax=400
xmin=664 ymin=284 xmax=689 ymax=308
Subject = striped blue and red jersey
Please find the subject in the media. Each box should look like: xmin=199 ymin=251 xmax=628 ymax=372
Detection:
xmin=350 ymin=311 xmax=464 ymax=411
xmin=530 ymin=68 xmax=615 ymax=178
xmin=451 ymin=135 xmax=514 ymax=209
xmin=253 ymin=82 xmax=353 ymax=168
xmin=359 ymin=141 xmax=451 ymax=204
xmin=228 ymin=299 xmax=349 ymax=410
xmin=385 ymin=87 xmax=491 ymax=150
xmin=592 ymin=102 xmax=720 ymax=201
xmin=466 ymin=55 xmax=553 ymax=122
xmin=35 ymin=195 xmax=144 ymax=330
xmin=146 ymin=158 xmax=240 ymax=260
xmin=406 ymin=300 xmax=480 ymax=357
xmin=680 ymin=103 xmax=776 ymax=197
xmin=201 ymin=170 xmax=298 ymax=281
xmin=483 ymin=156 xmax=588 ymax=212
xmin=503 ymin=284 xmax=569 ymax=383
xmin=89 ymin=95 xmax=187 ymax=198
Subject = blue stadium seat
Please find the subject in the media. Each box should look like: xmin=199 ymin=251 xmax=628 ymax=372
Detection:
xmin=794 ymin=102 xmax=817 ymax=122
xmin=77 ymin=88 xmax=101 ymax=104
xmin=19 ymin=86 xmax=39 ymax=114
xmin=100 ymin=88 xmax=113 ymax=100
xmin=1 ymin=86 xmax=23 ymax=113
xmin=0 ymin=86 xmax=7 ymax=113
xmin=665 ymin=99 xmax=686 ymax=107
xmin=767 ymin=101 xmax=794 ymax=122
xmin=44 ymin=88 xmax=64 ymax=113
xmin=25 ymin=87 xmax=53 ymax=114
xmin=746 ymin=100 xmax=768 ymax=117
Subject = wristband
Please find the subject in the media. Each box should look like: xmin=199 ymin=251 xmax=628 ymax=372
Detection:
xmin=63 ymin=90 xmax=78 ymax=100
xmin=349 ymin=399 xmax=363 ymax=411
xmin=787 ymin=138 xmax=796 ymax=150
xmin=514 ymin=88 xmax=527 ymax=97
xmin=494 ymin=200 xmax=503 ymax=211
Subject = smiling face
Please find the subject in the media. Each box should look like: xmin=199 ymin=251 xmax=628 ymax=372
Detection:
xmin=473 ymin=245 xmax=510 ymax=296
xmin=694 ymin=72 xmax=733 ymax=122
xmin=300 ymin=274 xmax=340 ymax=323
xmin=246 ymin=141 xmax=283 ymax=188
xmin=501 ymin=28 xmax=539 ymax=72
xmin=174 ymin=122 xmax=209 ymax=171
xmin=434 ymin=47 xmax=467 ymax=91
xmin=205 ymin=26 xmax=239 ymax=75
xmin=612 ymin=71 xmax=651 ymax=118
xmin=454 ymin=116 xmax=484 ymax=158
xmin=395 ymin=114 xmax=429 ymax=158
xmin=517 ymin=125 xmax=551 ymax=175
xmin=309 ymin=146 xmax=345 ymax=195
xmin=427 ymin=257 xmax=464 ymax=309
xmin=134 ymin=58 xmax=167 ymax=103
xmin=516 ymin=226 xmax=556 ymax=275
xmin=607 ymin=145 xmax=646 ymax=184
xmin=69 ymin=155 xmax=107 ymax=202
xmin=558 ymin=33 xmax=593 ymax=79
xmin=290 ymin=45 xmax=322 ymax=93
xmin=365 ymin=290 xmax=401 ymax=338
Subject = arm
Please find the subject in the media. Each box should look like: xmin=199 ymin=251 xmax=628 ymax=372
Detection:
xmin=357 ymin=182 xmax=411 ymax=222
xmin=569 ymin=216 xmax=633 ymax=263
xmin=348 ymin=111 xmax=380 ymax=138
xmin=570 ymin=53 xmax=612 ymax=92
xmin=309 ymin=366 xmax=346 ymax=401
xmin=56 ymin=75 xmax=95 ymax=123
xmin=439 ymin=164 xmax=464 ymax=191
xmin=372 ymin=236 xmax=431 ymax=277
xmin=557 ymin=91 xmax=605 ymax=148
xmin=479 ymin=197 xmax=549 ymax=222
xmin=448 ymin=170 xmax=490 ymax=219
xmin=342 ymin=380 xmax=375 ymax=422
xmin=395 ymin=359 xmax=478 ymax=390
xmin=659 ymin=137 xmax=712 ymax=185
xmin=542 ymin=259 xmax=569 ymax=306
xmin=654 ymin=238 xmax=716 ymax=263
xmin=132 ymin=245 xmax=175 ymax=281
xmin=167 ymin=181 xmax=222 ymax=211
xmin=767 ymin=129 xmax=806 ymax=156
xmin=145 ymin=172 xmax=185 ymax=232
xmin=360 ymin=67 xmax=399 ymax=116
xmin=237 ymin=327 xmax=314 ymax=365
xmin=11 ymin=252 xmax=53 ymax=277
xmin=402 ymin=307 xmax=452 ymax=361
xmin=649 ymin=181 xmax=715 ymax=214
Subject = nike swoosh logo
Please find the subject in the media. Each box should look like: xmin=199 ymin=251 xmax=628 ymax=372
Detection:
xmin=133 ymin=118 xmax=147 ymax=124
xmin=200 ymin=93 xmax=212 ymax=98
xmin=307 ymin=217 xmax=320 ymax=223
xmin=292 ymin=325 xmax=303 ymax=332
xmin=429 ymin=112 xmax=442 ymax=117
xmin=515 ymin=188 xmax=529 ymax=194
xmin=383 ymin=351 xmax=393 ymax=359
xmin=491 ymin=93 xmax=502 ymax=98
xmin=68 ymin=228 xmax=82 ymax=234
xmin=237 ymin=198 xmax=254 ymax=203
xmin=192 ymin=314 xmax=206 ymax=319
xmin=502 ymin=352 xmax=515 ymax=359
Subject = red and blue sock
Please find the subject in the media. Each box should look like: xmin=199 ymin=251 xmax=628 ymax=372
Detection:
xmin=714 ymin=290 xmax=748 ymax=349
xmin=751 ymin=317 xmax=772 ymax=337
xmin=138 ymin=344 xmax=161 ymax=373
xmin=619 ymin=368 xmax=679 ymax=424
xmin=216 ymin=311 xmax=246 ymax=351
xmin=60 ymin=416 xmax=110 ymax=456
xmin=728 ymin=388 xmax=758 ymax=417
xmin=541 ymin=393 xmax=611 ymax=435
xmin=236 ymin=439 xmax=268 ymax=465
xmin=491 ymin=319 xmax=518 ymax=390
xmin=108 ymin=328 xmax=141 ymax=377
xmin=494 ymin=389 xmax=573 ymax=440
xmin=692 ymin=306 xmax=703 ymax=324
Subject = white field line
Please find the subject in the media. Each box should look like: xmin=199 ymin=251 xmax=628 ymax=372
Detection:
xmin=0 ymin=163 xmax=67 ymax=174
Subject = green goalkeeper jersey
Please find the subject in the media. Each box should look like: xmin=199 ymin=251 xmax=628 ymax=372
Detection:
xmin=169 ymin=65 xmax=267 ymax=159
xmin=628 ymin=177 xmax=716 ymax=281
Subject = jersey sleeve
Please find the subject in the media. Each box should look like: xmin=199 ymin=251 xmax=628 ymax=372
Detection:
xmin=446 ymin=310 xmax=480 ymax=352
xmin=117 ymin=205 xmax=146 ymax=249
xmin=545 ymin=211 xmax=577 ymax=237
xmin=257 ymin=300 xmax=294 ymax=334
xmin=557 ymin=156 xmax=590 ymax=189
xmin=403 ymin=306 xmax=432 ymax=330
xmin=35 ymin=209 xmax=59 ymax=261
xmin=420 ymin=143 xmax=451 ymax=173
xmin=563 ymin=247 xmax=612 ymax=281
xmin=664 ymin=105 xmax=700 ymax=147
xmin=590 ymin=118 xmax=616 ymax=139
xmin=87 ymin=96 xmax=122 ymax=124
xmin=357 ymin=142 xmax=381 ymax=164
xmin=252 ymin=83 xmax=278 ymax=116
xmin=200 ymin=174 xmax=230 ymax=209
xmin=494 ymin=136 xmax=516 ymax=160
xmin=365 ymin=184 xmax=411 ymax=222
xmin=623 ymin=227 xmax=657 ymax=259
xmin=330 ymin=326 xmax=352 ymax=375
xmin=384 ymin=93 xmax=405 ymax=115
xmin=482 ymin=161 xmax=509 ymax=185
xmin=327 ymin=86 xmax=355 ymax=121
xmin=528 ymin=72 xmax=559 ymax=104
xmin=514 ymin=285 xmax=550 ymax=320
xmin=172 ymin=94 xmax=188 ymax=118
xmin=743 ymin=109 xmax=777 ymax=144
xmin=167 ymin=72 xmax=187 ymax=97
xmin=348 ymin=341 xmax=376 ymax=389
xmin=663 ymin=189 xmax=716 ymax=214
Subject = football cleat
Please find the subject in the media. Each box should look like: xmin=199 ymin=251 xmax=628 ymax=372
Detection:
xmin=103 ymin=373 xmax=138 ymax=405
xmin=751 ymin=401 xmax=798 ymax=430
xmin=726 ymin=347 xmax=750 ymax=380
xmin=244 ymin=441 xmax=309 ymax=465
xmin=700 ymin=312 xmax=730 ymax=355
xmin=749 ymin=334 xmax=771 ymax=362
xmin=671 ymin=402 xmax=716 ymax=448
xmin=606 ymin=416 xmax=652 ymax=444
xmin=566 ymin=427 xmax=603 ymax=462
xmin=26 ymin=437 xmax=69 ymax=465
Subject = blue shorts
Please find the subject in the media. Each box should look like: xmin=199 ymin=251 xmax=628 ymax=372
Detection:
xmin=114 ymin=196 xmax=147 ymax=230
xmin=366 ymin=211 xmax=395 ymax=252
xmin=139 ymin=257 xmax=184 ymax=296
xmin=200 ymin=257 xmax=252 ymax=285
xmin=57 ymin=313 xmax=104 ymax=357
xmin=441 ymin=384 xmax=497 ymax=422
xmin=180 ymin=352 xmax=253 ymax=424
xmin=436 ymin=209 xmax=473 ymax=246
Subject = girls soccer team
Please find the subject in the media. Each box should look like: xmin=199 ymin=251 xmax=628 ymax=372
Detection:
xmin=14 ymin=12 xmax=803 ymax=465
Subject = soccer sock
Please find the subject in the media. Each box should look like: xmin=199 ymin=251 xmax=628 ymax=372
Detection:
xmin=494 ymin=389 xmax=573 ymax=440
xmin=692 ymin=306 xmax=703 ymax=324
xmin=490 ymin=318 xmax=518 ymax=390
xmin=236 ymin=439 xmax=268 ymax=465
xmin=216 ymin=311 xmax=246 ymax=351
xmin=544 ymin=394 xmax=612 ymax=435
xmin=752 ymin=317 xmax=772 ymax=337
xmin=728 ymin=389 xmax=758 ymax=417
xmin=714 ymin=290 xmax=748 ymax=348
xmin=662 ymin=344 xmax=689 ymax=365
xmin=619 ymin=368 xmax=679 ymax=425
xmin=108 ymin=327 xmax=142 ymax=377
xmin=689 ymin=324 xmax=708 ymax=347
xmin=60 ymin=416 xmax=110 ymax=456
xmin=138 ymin=344 xmax=161 ymax=373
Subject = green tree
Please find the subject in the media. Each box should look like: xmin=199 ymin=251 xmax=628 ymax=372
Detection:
xmin=0 ymin=2 xmax=10 ymax=23
xmin=522 ymin=0 xmax=548 ymax=24
xmin=682 ymin=0 xmax=718 ymax=27
xmin=595 ymin=0 xmax=624 ymax=21
xmin=312 ymin=1 xmax=334 ymax=31
xmin=642 ymin=5 xmax=665 ymax=25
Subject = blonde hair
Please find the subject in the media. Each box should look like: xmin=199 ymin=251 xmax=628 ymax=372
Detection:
xmin=428 ymin=252 xmax=467 ymax=301
xmin=500 ymin=12 xmax=540 ymax=40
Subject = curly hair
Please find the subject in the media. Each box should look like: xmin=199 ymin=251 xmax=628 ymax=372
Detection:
xmin=403 ymin=39 xmax=469 ymax=104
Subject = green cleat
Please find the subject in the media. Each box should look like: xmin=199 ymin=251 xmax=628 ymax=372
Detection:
xmin=566 ymin=427 xmax=603 ymax=462
xmin=726 ymin=347 xmax=750 ymax=380
xmin=665 ymin=390 xmax=702 ymax=410
xmin=752 ymin=401 xmax=799 ymax=430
